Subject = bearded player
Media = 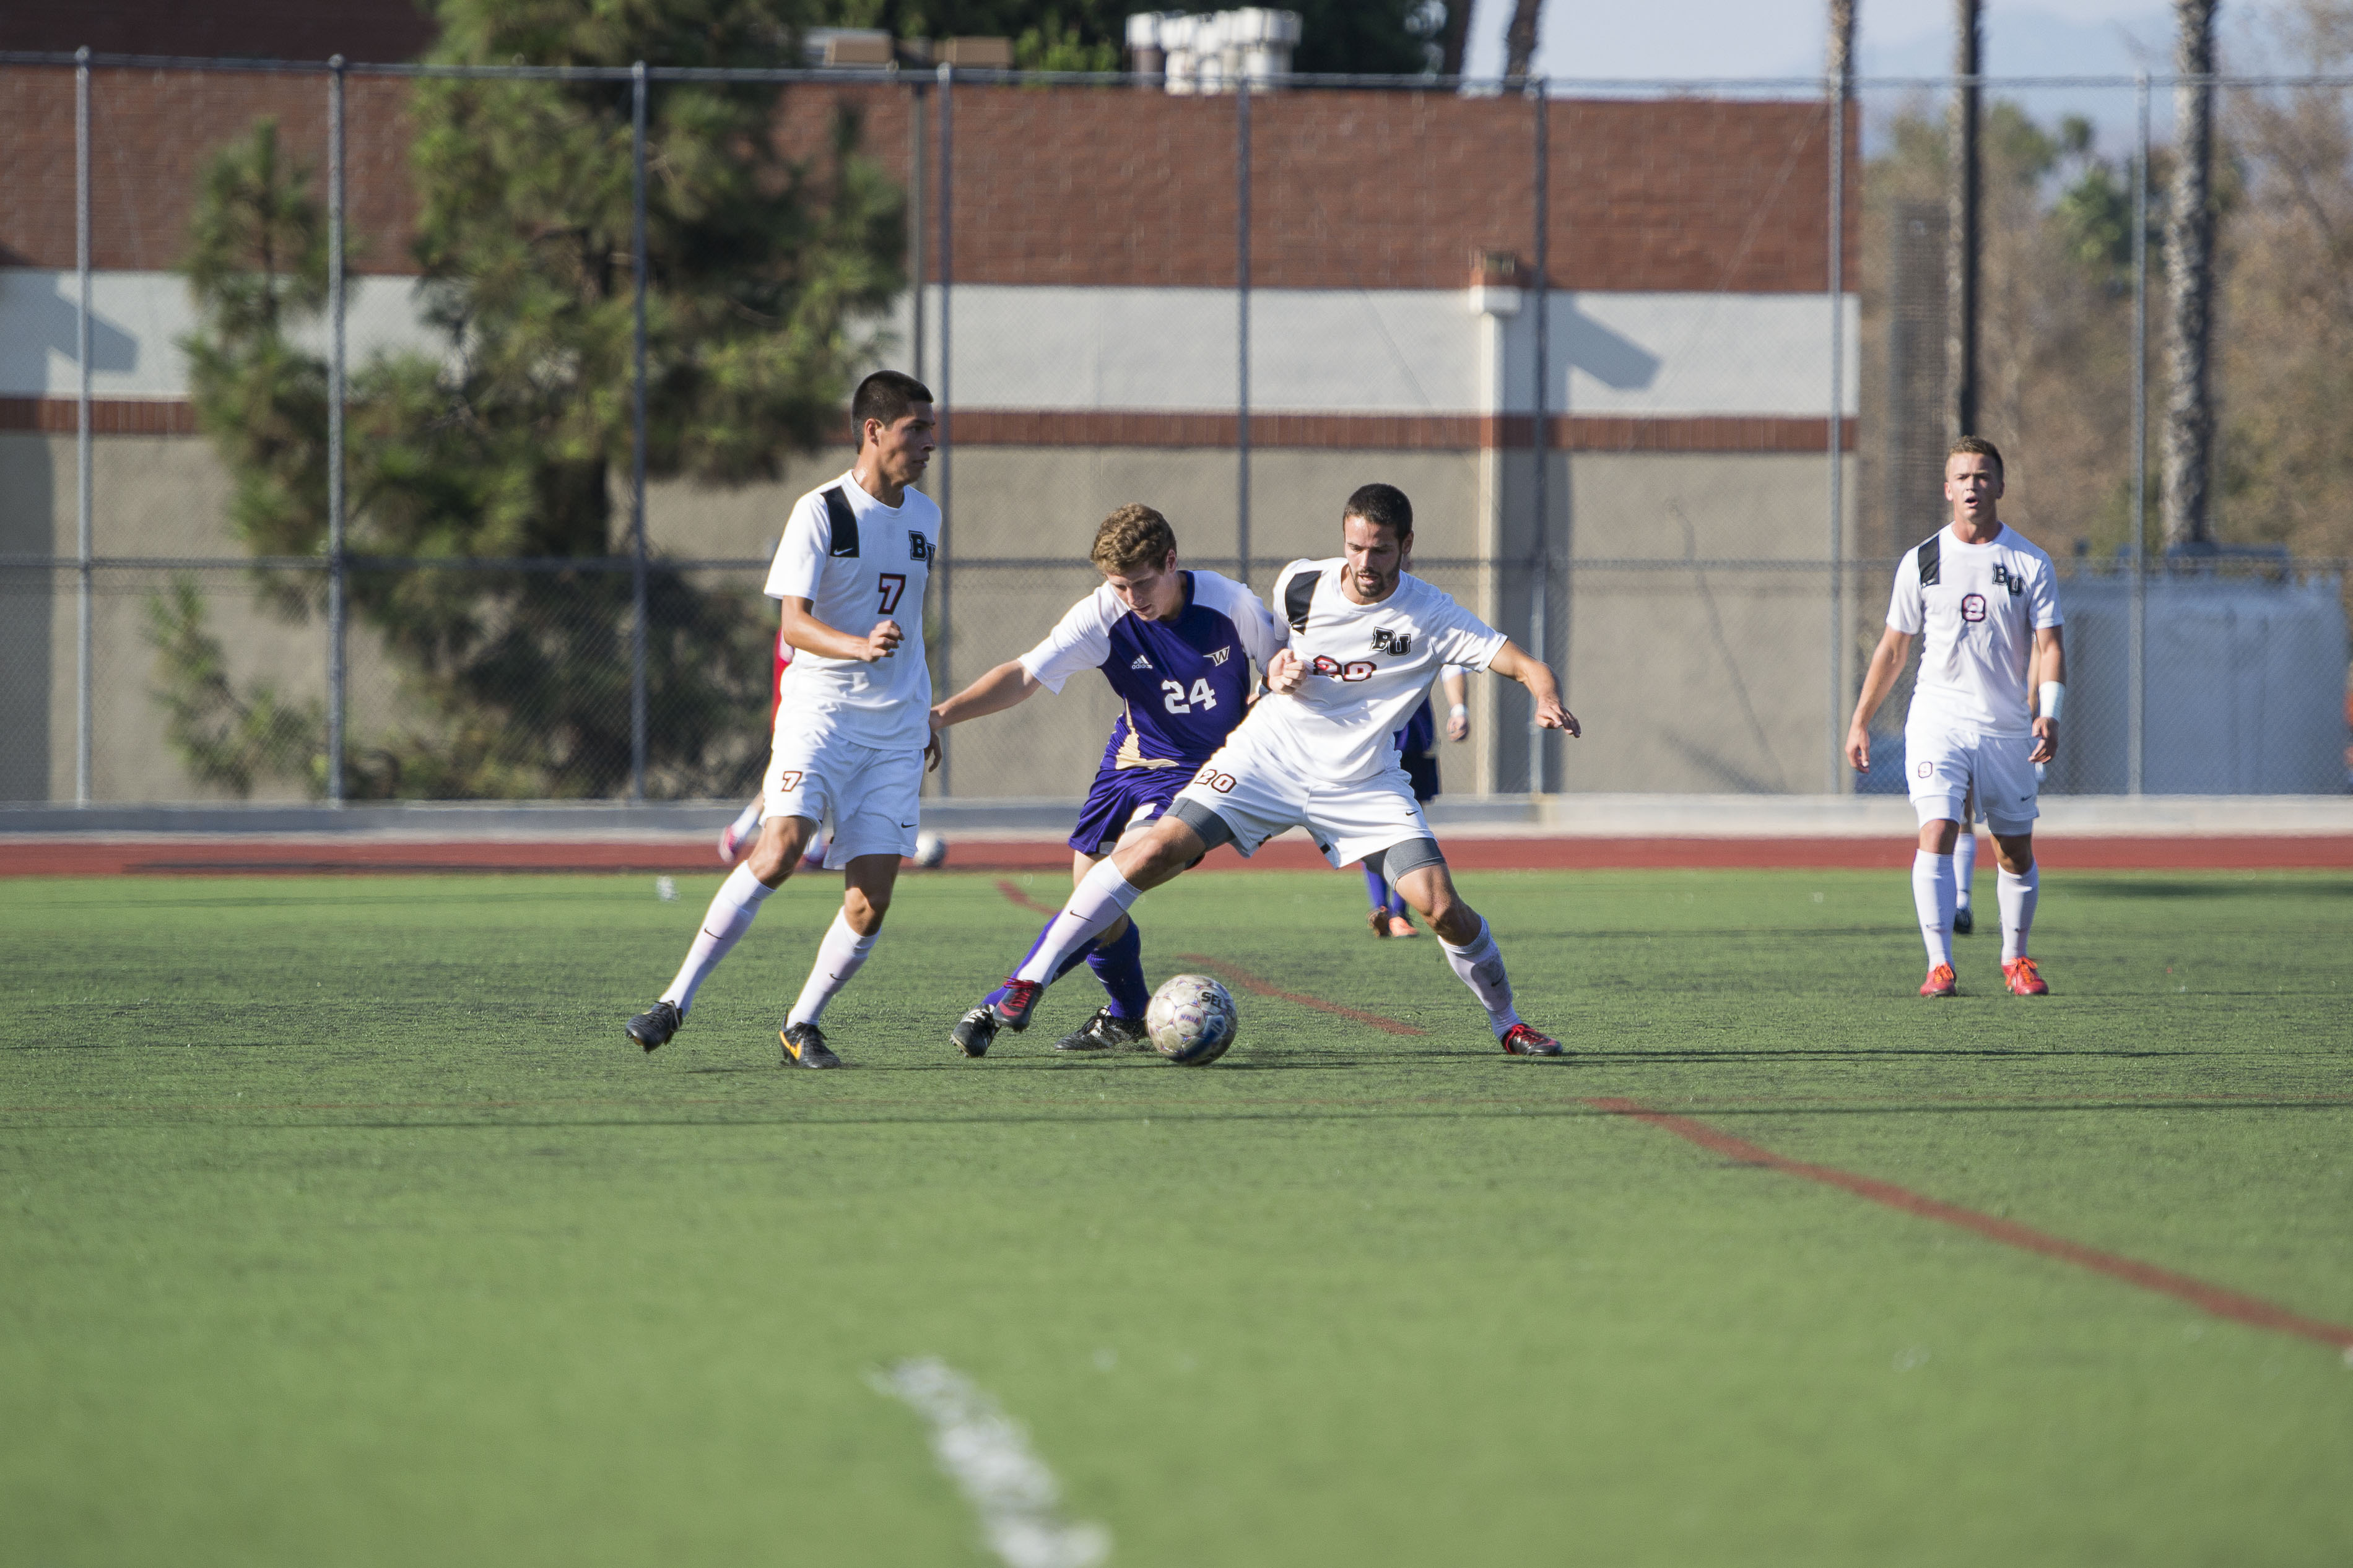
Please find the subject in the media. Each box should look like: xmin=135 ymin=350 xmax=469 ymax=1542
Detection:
xmin=949 ymin=482 xmax=1579 ymax=1060
xmin=624 ymin=370 xmax=940 ymax=1067
xmin=929 ymin=504 xmax=1285 ymax=1051
xmin=1846 ymin=435 xmax=2065 ymax=997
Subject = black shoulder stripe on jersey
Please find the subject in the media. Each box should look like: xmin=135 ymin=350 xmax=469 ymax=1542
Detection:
xmin=1916 ymin=533 xmax=1940 ymax=587
xmin=822 ymin=487 xmax=859 ymax=558
xmin=1283 ymin=567 xmax=1317 ymax=631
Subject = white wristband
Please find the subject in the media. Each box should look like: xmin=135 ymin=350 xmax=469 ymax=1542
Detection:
xmin=2038 ymin=682 xmax=2064 ymax=722
xmin=1448 ymin=704 xmax=1468 ymax=720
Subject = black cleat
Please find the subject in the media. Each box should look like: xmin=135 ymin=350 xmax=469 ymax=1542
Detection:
xmin=1952 ymin=904 xmax=1975 ymax=936
xmin=781 ymin=1021 xmax=842 ymax=1069
xmin=627 ymin=1000 xmax=682 ymax=1053
xmin=952 ymin=1005 xmax=999 ymax=1059
xmin=1054 ymin=1005 xmax=1153 ymax=1052
xmin=1499 ymin=1023 xmax=1567 ymax=1057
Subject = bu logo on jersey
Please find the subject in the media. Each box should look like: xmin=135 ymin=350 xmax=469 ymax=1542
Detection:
xmin=908 ymin=531 xmax=934 ymax=564
xmin=1990 ymin=562 xmax=2023 ymax=596
xmin=1370 ymin=628 xmax=1413 ymax=656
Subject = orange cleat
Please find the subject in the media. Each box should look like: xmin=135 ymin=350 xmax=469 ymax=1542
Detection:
xmin=1920 ymin=963 xmax=1959 ymax=998
xmin=1385 ymin=912 xmax=1420 ymax=938
xmin=2003 ymin=956 xmax=2049 ymax=995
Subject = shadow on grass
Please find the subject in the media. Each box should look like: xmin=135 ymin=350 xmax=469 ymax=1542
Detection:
xmin=2062 ymin=877 xmax=2353 ymax=901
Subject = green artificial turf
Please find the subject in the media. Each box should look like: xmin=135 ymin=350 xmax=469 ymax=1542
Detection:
xmin=3 ymin=865 xmax=2349 ymax=1567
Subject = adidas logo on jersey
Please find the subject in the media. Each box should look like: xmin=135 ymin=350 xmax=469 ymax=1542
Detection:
xmin=1130 ymin=654 xmax=1153 ymax=670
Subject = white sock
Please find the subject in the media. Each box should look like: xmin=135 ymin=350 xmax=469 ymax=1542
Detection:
xmin=1014 ymin=861 xmax=1144 ymax=985
xmin=660 ymin=862 xmax=775 ymax=1013
xmin=786 ymin=911 xmax=878 ymax=1028
xmin=1912 ymin=851 xmax=1955 ymax=969
xmin=1998 ymin=864 xmax=2040 ymax=962
xmin=1953 ymin=830 xmax=1977 ymax=911
xmin=1439 ymin=917 xmax=1523 ymax=1038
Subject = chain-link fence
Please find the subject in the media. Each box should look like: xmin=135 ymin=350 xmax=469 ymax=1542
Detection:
xmin=2 ymin=51 xmax=2347 ymax=805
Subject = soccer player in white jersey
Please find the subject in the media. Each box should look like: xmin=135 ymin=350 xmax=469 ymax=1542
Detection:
xmin=949 ymin=482 xmax=1580 ymax=1059
xmin=625 ymin=371 xmax=941 ymax=1068
xmin=1846 ymin=436 xmax=2066 ymax=998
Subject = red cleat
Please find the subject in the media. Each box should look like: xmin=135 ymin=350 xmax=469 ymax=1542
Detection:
xmin=1920 ymin=964 xmax=1959 ymax=998
xmin=2002 ymin=957 xmax=2049 ymax=995
xmin=1499 ymin=1023 xmax=1565 ymax=1056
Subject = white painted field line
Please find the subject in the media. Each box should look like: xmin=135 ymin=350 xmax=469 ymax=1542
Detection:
xmin=871 ymin=1357 xmax=1112 ymax=1568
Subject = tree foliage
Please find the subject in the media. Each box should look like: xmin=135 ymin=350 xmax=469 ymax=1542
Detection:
xmin=170 ymin=0 xmax=905 ymax=799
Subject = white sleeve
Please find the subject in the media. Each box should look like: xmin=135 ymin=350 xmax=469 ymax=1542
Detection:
xmin=765 ymin=492 xmax=832 ymax=602
xmin=2030 ymin=558 xmax=2064 ymax=630
xmin=1016 ymin=590 xmax=1117 ymax=695
xmin=1429 ymin=597 xmax=1508 ymax=672
xmin=1886 ymin=552 xmax=1925 ymax=634
xmin=1197 ymin=574 xmax=1290 ymax=669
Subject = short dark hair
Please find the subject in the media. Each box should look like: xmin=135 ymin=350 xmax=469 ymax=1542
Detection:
xmin=1947 ymin=435 xmax=2003 ymax=480
xmin=1344 ymin=483 xmax=1413 ymax=536
xmin=851 ymin=371 xmax=934 ymax=440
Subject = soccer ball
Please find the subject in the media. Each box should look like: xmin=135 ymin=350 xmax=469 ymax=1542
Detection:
xmin=1145 ymin=973 xmax=1238 ymax=1065
xmin=913 ymin=832 xmax=948 ymax=868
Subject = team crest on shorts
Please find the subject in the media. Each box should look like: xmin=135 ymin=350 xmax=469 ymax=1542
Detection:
xmin=1915 ymin=761 xmax=1933 ymax=779
xmin=1961 ymin=592 xmax=1988 ymax=622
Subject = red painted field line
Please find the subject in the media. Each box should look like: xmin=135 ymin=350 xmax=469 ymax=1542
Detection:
xmin=1588 ymin=1096 xmax=2353 ymax=1352
xmin=1171 ymin=955 xmax=1430 ymax=1036
xmin=989 ymin=878 xmax=1429 ymax=1035
xmin=10 ymin=833 xmax=2353 ymax=877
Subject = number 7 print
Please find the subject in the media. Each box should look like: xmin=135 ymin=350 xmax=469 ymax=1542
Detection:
xmin=876 ymin=573 xmax=907 ymax=614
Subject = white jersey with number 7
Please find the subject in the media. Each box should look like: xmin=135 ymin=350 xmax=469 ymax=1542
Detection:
xmin=763 ymin=471 xmax=939 ymax=751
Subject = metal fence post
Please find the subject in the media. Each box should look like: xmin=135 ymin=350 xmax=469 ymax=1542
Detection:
xmin=1826 ymin=64 xmax=1848 ymax=794
xmin=629 ymin=61 xmax=650 ymax=803
xmin=908 ymin=79 xmax=925 ymax=384
xmin=326 ymin=56 xmax=348 ymax=806
xmin=1235 ymin=77 xmax=1252 ymax=587
xmin=2128 ymin=71 xmax=2150 ymax=796
xmin=1529 ymin=83 xmax=1549 ymax=794
xmin=936 ymin=62 xmax=954 ymax=796
xmin=75 ymin=46 xmax=92 ymax=807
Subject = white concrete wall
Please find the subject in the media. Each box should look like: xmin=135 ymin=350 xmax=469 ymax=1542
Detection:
xmin=8 ymin=271 xmax=1859 ymax=419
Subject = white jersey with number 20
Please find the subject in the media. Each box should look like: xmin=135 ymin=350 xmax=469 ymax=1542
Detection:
xmin=1238 ymin=558 xmax=1508 ymax=786
xmin=764 ymin=472 xmax=939 ymax=752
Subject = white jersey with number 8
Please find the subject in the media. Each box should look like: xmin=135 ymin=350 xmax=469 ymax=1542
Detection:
xmin=764 ymin=472 xmax=939 ymax=751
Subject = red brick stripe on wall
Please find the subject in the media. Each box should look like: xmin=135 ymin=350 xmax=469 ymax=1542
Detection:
xmin=0 ymin=397 xmax=200 ymax=435
xmin=5 ymin=397 xmax=1856 ymax=453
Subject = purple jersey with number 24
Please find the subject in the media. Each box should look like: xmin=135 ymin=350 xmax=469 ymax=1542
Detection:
xmin=1019 ymin=570 xmax=1287 ymax=773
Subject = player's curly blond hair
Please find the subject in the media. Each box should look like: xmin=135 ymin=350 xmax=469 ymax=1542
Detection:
xmin=1090 ymin=504 xmax=1178 ymax=576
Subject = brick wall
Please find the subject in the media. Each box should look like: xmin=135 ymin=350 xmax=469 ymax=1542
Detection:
xmin=3 ymin=65 xmax=1856 ymax=292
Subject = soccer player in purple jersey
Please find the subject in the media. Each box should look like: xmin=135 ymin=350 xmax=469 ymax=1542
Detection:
xmin=929 ymin=505 xmax=1286 ymax=1052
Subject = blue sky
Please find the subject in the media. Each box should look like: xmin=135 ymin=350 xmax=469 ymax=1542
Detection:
xmin=1455 ymin=0 xmax=2193 ymax=147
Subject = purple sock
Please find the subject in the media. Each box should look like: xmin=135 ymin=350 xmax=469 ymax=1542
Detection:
xmin=1363 ymin=863 xmax=1389 ymax=911
xmin=1085 ymin=919 xmax=1151 ymax=1020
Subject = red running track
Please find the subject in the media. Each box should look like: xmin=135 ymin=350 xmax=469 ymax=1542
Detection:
xmin=6 ymin=833 xmax=2352 ymax=877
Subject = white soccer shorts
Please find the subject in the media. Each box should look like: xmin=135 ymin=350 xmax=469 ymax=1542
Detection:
xmin=1172 ymin=730 xmax=1433 ymax=869
xmin=1906 ymin=724 xmax=2038 ymax=836
xmin=762 ymin=730 xmax=924 ymax=867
